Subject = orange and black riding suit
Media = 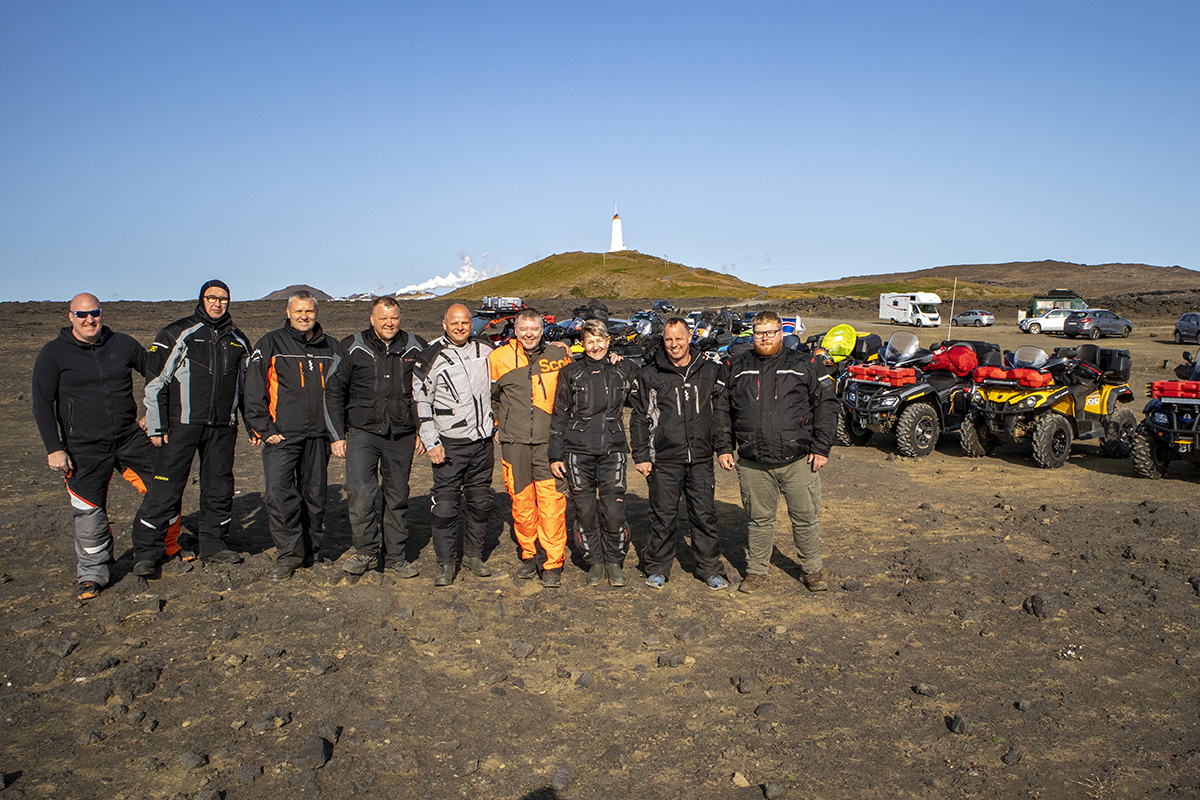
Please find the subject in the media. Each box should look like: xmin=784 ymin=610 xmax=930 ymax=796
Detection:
xmin=244 ymin=321 xmax=340 ymax=569
xmin=489 ymin=338 xmax=573 ymax=572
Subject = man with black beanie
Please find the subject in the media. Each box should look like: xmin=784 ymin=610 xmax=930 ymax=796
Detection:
xmin=131 ymin=280 xmax=251 ymax=574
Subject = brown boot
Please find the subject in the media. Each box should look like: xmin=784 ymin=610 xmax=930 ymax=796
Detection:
xmin=738 ymin=573 xmax=767 ymax=594
xmin=802 ymin=569 xmax=828 ymax=592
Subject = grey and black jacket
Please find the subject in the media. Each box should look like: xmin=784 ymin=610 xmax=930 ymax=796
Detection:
xmin=412 ymin=336 xmax=495 ymax=449
xmin=548 ymin=356 xmax=640 ymax=461
xmin=630 ymin=345 xmax=732 ymax=464
xmin=142 ymin=305 xmax=251 ymax=436
xmin=325 ymin=327 xmax=427 ymax=440
xmin=723 ymin=347 xmax=838 ymax=462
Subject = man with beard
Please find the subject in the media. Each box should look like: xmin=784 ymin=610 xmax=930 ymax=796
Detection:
xmin=32 ymin=293 xmax=184 ymax=600
xmin=244 ymin=291 xmax=340 ymax=583
xmin=326 ymin=296 xmax=428 ymax=579
xmin=413 ymin=304 xmax=497 ymax=587
xmin=489 ymin=307 xmax=572 ymax=588
xmin=631 ymin=317 xmax=733 ymax=590
xmin=720 ymin=310 xmax=838 ymax=594
xmin=132 ymin=280 xmax=251 ymax=573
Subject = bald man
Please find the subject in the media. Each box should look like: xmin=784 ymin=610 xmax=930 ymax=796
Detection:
xmin=413 ymin=304 xmax=498 ymax=586
xmin=32 ymin=294 xmax=184 ymax=601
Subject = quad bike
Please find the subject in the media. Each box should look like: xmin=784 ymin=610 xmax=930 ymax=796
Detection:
xmin=1131 ymin=350 xmax=1200 ymax=479
xmin=840 ymin=330 xmax=998 ymax=457
xmin=805 ymin=324 xmax=883 ymax=447
xmin=961 ymin=343 xmax=1137 ymax=469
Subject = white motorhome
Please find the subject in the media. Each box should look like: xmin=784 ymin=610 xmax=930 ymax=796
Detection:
xmin=879 ymin=292 xmax=942 ymax=327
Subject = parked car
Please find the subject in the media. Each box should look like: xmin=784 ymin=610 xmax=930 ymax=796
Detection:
xmin=1174 ymin=312 xmax=1200 ymax=344
xmin=950 ymin=310 xmax=995 ymax=327
xmin=1062 ymin=309 xmax=1132 ymax=340
xmin=1018 ymin=308 xmax=1073 ymax=335
xmin=651 ymin=300 xmax=675 ymax=314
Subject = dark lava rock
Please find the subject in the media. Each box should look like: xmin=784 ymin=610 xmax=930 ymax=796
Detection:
xmin=676 ymin=622 xmax=705 ymax=642
xmin=1023 ymin=594 xmax=1049 ymax=618
xmin=949 ymin=713 xmax=972 ymax=734
xmin=754 ymin=703 xmax=777 ymax=718
xmin=657 ymin=652 xmax=681 ymax=668
xmin=457 ymin=614 xmax=483 ymax=633
xmin=46 ymin=638 xmax=78 ymax=658
xmin=97 ymin=656 xmax=120 ymax=671
xmin=84 ymin=729 xmax=103 ymax=744
xmin=72 ymin=678 xmax=113 ymax=707
xmin=1001 ymin=747 xmax=1023 ymax=765
xmin=318 ymin=724 xmax=342 ymax=744
xmin=127 ymin=709 xmax=146 ymax=726
xmin=764 ymin=782 xmax=788 ymax=799
xmin=308 ymin=656 xmax=338 ymax=676
xmin=114 ymin=574 xmax=150 ymax=595
xmin=200 ymin=592 xmax=223 ymax=604
xmin=552 ymin=765 xmax=572 ymax=791
xmin=737 ymin=676 xmax=755 ymax=694
xmin=481 ymin=667 xmax=508 ymax=686
xmin=178 ymin=751 xmax=208 ymax=770
xmin=555 ymin=665 xmax=571 ymax=679
xmin=574 ymin=672 xmax=594 ymax=688
xmin=511 ymin=641 xmax=534 ymax=661
xmin=291 ymin=736 xmax=332 ymax=770
xmin=913 ymin=682 xmax=939 ymax=697
xmin=395 ymin=607 xmax=414 ymax=621
xmin=522 ymin=597 xmax=540 ymax=614
xmin=142 ymin=756 xmax=161 ymax=772
xmin=193 ymin=790 xmax=221 ymax=800
xmin=602 ymin=744 xmax=622 ymax=764
xmin=411 ymin=629 xmax=435 ymax=644
xmin=918 ymin=502 xmax=932 ymax=510
xmin=237 ymin=764 xmax=263 ymax=783
xmin=263 ymin=644 xmax=285 ymax=658
xmin=116 ymin=593 xmax=162 ymax=620
xmin=841 ymin=579 xmax=862 ymax=591
xmin=217 ymin=625 xmax=238 ymax=640
xmin=111 ymin=662 xmax=161 ymax=700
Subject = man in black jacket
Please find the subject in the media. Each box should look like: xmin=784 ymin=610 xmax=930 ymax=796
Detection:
xmin=132 ymin=280 xmax=251 ymax=573
xmin=326 ymin=296 xmax=428 ymax=579
xmin=245 ymin=291 xmax=340 ymax=583
xmin=631 ymin=317 xmax=733 ymax=590
xmin=721 ymin=311 xmax=838 ymax=594
xmin=32 ymin=293 xmax=183 ymax=599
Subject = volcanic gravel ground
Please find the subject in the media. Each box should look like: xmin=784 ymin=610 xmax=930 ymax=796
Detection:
xmin=0 ymin=300 xmax=1197 ymax=799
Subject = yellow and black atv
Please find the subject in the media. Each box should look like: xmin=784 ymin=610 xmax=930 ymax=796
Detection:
xmin=805 ymin=324 xmax=882 ymax=447
xmin=961 ymin=343 xmax=1137 ymax=468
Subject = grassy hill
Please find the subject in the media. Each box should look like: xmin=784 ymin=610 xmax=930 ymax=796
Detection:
xmin=445 ymin=251 xmax=764 ymax=301
xmin=768 ymin=260 xmax=1199 ymax=300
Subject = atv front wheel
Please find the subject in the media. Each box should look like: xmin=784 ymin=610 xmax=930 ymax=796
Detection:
xmin=1101 ymin=407 xmax=1137 ymax=458
xmin=1032 ymin=413 xmax=1072 ymax=468
xmin=1130 ymin=425 xmax=1170 ymax=479
xmin=895 ymin=403 xmax=939 ymax=458
xmin=835 ymin=410 xmax=873 ymax=447
xmin=960 ymin=415 xmax=997 ymax=457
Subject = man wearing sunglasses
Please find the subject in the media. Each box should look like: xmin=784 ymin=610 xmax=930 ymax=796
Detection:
xmin=132 ymin=280 xmax=251 ymax=574
xmin=32 ymin=294 xmax=182 ymax=601
xmin=720 ymin=310 xmax=838 ymax=594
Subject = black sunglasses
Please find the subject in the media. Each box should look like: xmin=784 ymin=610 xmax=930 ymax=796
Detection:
xmin=72 ymin=309 xmax=102 ymax=319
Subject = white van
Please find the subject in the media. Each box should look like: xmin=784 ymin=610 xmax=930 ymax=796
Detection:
xmin=879 ymin=292 xmax=942 ymax=327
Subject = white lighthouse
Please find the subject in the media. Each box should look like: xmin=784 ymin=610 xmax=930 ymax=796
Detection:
xmin=609 ymin=212 xmax=625 ymax=252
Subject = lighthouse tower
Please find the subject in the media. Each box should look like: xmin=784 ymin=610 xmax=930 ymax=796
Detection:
xmin=609 ymin=212 xmax=625 ymax=252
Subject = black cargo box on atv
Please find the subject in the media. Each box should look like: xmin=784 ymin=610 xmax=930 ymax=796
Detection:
xmin=1053 ymin=345 xmax=1132 ymax=384
xmin=853 ymin=333 xmax=882 ymax=362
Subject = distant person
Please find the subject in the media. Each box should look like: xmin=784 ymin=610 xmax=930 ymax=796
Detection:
xmin=549 ymin=320 xmax=639 ymax=587
xmin=630 ymin=317 xmax=733 ymax=590
xmin=326 ymin=296 xmax=428 ymax=580
xmin=413 ymin=304 xmax=497 ymax=587
xmin=244 ymin=291 xmax=340 ymax=583
xmin=489 ymin=307 xmax=573 ymax=588
xmin=32 ymin=293 xmax=183 ymax=600
xmin=720 ymin=310 xmax=838 ymax=593
xmin=132 ymin=280 xmax=251 ymax=574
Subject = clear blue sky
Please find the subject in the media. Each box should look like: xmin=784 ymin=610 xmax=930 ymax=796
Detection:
xmin=2 ymin=1 xmax=1197 ymax=301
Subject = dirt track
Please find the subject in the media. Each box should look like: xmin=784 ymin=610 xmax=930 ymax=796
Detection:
xmin=1 ymin=299 xmax=1197 ymax=799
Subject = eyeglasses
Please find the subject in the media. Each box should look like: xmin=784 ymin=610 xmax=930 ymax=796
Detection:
xmin=71 ymin=309 xmax=102 ymax=319
xmin=202 ymin=295 xmax=230 ymax=304
xmin=752 ymin=329 xmax=782 ymax=339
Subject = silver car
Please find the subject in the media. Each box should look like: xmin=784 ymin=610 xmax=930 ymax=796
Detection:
xmin=1174 ymin=312 xmax=1200 ymax=344
xmin=1062 ymin=309 xmax=1132 ymax=339
xmin=1018 ymin=308 xmax=1073 ymax=334
xmin=951 ymin=310 xmax=995 ymax=327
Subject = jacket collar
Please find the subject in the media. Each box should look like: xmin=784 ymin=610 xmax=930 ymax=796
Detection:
xmin=58 ymin=325 xmax=113 ymax=349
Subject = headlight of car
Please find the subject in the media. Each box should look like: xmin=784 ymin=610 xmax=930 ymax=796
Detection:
xmin=880 ymin=397 xmax=899 ymax=408
xmin=1151 ymin=412 xmax=1169 ymax=425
